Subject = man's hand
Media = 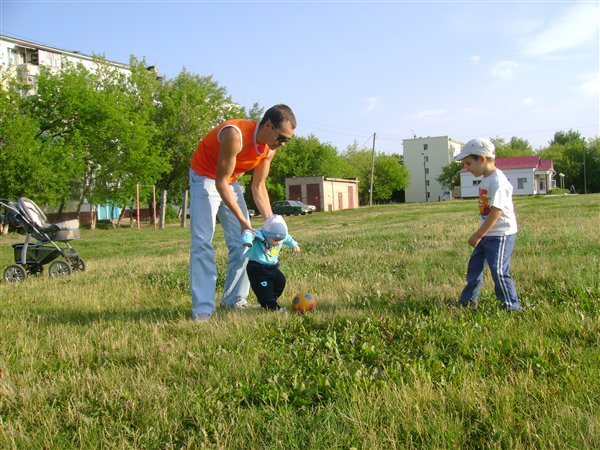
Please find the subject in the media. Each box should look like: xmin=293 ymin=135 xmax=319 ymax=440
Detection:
xmin=240 ymin=219 xmax=253 ymax=235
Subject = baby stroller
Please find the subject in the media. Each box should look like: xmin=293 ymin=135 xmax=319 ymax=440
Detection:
xmin=0 ymin=197 xmax=86 ymax=282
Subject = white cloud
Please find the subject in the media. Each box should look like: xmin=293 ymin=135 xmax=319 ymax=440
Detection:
xmin=470 ymin=55 xmax=481 ymax=64
xmin=409 ymin=109 xmax=446 ymax=119
xmin=490 ymin=61 xmax=521 ymax=78
xmin=571 ymin=78 xmax=600 ymax=96
xmin=459 ymin=108 xmax=486 ymax=115
xmin=521 ymin=4 xmax=599 ymax=58
xmin=521 ymin=97 xmax=536 ymax=107
xmin=362 ymin=97 xmax=380 ymax=113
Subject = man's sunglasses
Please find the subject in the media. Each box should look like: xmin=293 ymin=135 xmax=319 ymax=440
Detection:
xmin=271 ymin=124 xmax=291 ymax=144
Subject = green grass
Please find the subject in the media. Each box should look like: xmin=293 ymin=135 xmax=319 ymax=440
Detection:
xmin=1 ymin=194 xmax=599 ymax=449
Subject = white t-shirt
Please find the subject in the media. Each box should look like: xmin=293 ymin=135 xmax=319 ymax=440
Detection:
xmin=478 ymin=169 xmax=518 ymax=236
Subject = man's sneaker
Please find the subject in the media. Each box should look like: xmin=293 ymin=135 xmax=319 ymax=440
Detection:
xmin=192 ymin=313 xmax=212 ymax=323
xmin=221 ymin=300 xmax=258 ymax=310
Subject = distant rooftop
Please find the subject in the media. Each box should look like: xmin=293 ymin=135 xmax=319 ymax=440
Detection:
xmin=461 ymin=156 xmax=554 ymax=172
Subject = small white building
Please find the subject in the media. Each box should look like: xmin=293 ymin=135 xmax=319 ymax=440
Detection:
xmin=459 ymin=157 xmax=556 ymax=198
xmin=403 ymin=136 xmax=464 ymax=203
xmin=285 ymin=176 xmax=360 ymax=212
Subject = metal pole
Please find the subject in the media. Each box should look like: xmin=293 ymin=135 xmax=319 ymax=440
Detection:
xmin=369 ymin=133 xmax=376 ymax=206
xmin=181 ymin=190 xmax=188 ymax=228
xmin=159 ymin=190 xmax=167 ymax=230
xmin=152 ymin=185 xmax=157 ymax=230
xmin=136 ymin=183 xmax=140 ymax=231
xmin=583 ymin=149 xmax=587 ymax=194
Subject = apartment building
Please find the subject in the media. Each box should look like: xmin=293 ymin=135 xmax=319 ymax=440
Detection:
xmin=403 ymin=136 xmax=463 ymax=203
xmin=0 ymin=34 xmax=131 ymax=89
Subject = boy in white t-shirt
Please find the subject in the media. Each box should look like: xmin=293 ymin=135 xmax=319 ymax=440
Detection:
xmin=453 ymin=138 xmax=522 ymax=312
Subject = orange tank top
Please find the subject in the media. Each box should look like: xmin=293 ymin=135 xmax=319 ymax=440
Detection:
xmin=190 ymin=119 xmax=271 ymax=183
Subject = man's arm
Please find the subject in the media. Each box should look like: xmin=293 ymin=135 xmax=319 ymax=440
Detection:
xmin=251 ymin=150 xmax=275 ymax=218
xmin=468 ymin=206 xmax=502 ymax=247
xmin=215 ymin=127 xmax=252 ymax=232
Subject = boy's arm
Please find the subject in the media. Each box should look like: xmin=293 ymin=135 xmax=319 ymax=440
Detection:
xmin=468 ymin=207 xmax=502 ymax=247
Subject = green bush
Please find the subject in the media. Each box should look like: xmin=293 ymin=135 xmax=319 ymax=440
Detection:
xmin=548 ymin=188 xmax=568 ymax=195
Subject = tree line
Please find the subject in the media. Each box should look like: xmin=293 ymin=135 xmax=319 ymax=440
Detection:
xmin=0 ymin=57 xmax=408 ymax=213
xmin=1 ymin=56 xmax=598 ymax=216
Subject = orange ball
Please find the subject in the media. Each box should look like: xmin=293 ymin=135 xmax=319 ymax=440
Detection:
xmin=291 ymin=293 xmax=316 ymax=313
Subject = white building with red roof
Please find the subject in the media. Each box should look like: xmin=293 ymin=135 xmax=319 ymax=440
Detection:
xmin=460 ymin=156 xmax=556 ymax=198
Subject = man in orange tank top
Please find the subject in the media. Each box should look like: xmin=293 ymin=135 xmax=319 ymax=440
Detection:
xmin=189 ymin=104 xmax=296 ymax=322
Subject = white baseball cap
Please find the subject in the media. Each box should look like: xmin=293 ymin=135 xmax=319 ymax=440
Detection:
xmin=453 ymin=137 xmax=495 ymax=161
xmin=262 ymin=214 xmax=288 ymax=239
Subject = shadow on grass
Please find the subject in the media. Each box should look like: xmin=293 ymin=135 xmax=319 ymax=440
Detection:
xmin=22 ymin=304 xmax=190 ymax=325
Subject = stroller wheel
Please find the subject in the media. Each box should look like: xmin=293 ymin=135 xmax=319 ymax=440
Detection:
xmin=49 ymin=260 xmax=72 ymax=279
xmin=71 ymin=257 xmax=86 ymax=272
xmin=4 ymin=264 xmax=27 ymax=283
xmin=26 ymin=263 xmax=44 ymax=277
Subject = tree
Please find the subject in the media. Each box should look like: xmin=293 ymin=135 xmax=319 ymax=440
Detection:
xmin=246 ymin=102 xmax=264 ymax=121
xmin=266 ymin=134 xmax=345 ymax=202
xmin=371 ymin=154 xmax=408 ymax=202
xmin=153 ymin=69 xmax=244 ymax=198
xmin=584 ymin=137 xmax=600 ymax=193
xmin=0 ymin=69 xmax=78 ymax=204
xmin=436 ymin=162 xmax=463 ymax=190
xmin=538 ymin=130 xmax=592 ymax=193
xmin=341 ymin=144 xmax=408 ymax=204
xmin=549 ymin=129 xmax=585 ymax=146
xmin=2 ymin=58 xmax=171 ymax=212
xmin=492 ymin=136 xmax=534 ymax=158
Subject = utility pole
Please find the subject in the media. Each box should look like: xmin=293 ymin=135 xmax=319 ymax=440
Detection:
xmin=583 ymin=148 xmax=588 ymax=194
xmin=369 ymin=132 xmax=376 ymax=206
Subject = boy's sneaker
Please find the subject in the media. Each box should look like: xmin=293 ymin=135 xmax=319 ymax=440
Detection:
xmin=454 ymin=299 xmax=478 ymax=308
xmin=503 ymin=303 xmax=523 ymax=313
xmin=192 ymin=313 xmax=212 ymax=323
xmin=276 ymin=307 xmax=288 ymax=314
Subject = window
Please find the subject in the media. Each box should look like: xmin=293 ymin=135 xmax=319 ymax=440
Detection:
xmin=423 ymin=144 xmax=428 ymax=151
xmin=473 ymin=180 xmax=482 ymax=186
xmin=424 ymin=156 xmax=429 ymax=163
xmin=518 ymin=178 xmax=527 ymax=189
xmin=426 ymin=180 xmax=430 ymax=186
xmin=425 ymin=168 xmax=429 ymax=175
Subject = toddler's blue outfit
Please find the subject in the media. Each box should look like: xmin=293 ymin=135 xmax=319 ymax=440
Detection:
xmin=242 ymin=215 xmax=298 ymax=310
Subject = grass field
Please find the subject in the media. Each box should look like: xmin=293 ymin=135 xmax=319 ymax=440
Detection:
xmin=1 ymin=194 xmax=599 ymax=448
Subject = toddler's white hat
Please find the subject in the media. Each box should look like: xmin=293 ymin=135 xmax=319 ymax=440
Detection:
xmin=262 ymin=214 xmax=288 ymax=239
xmin=453 ymin=137 xmax=495 ymax=161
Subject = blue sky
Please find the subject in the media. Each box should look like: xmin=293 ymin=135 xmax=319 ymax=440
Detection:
xmin=2 ymin=1 xmax=599 ymax=153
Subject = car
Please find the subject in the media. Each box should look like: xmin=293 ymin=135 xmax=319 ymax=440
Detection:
xmin=186 ymin=208 xmax=255 ymax=219
xmin=272 ymin=200 xmax=316 ymax=216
